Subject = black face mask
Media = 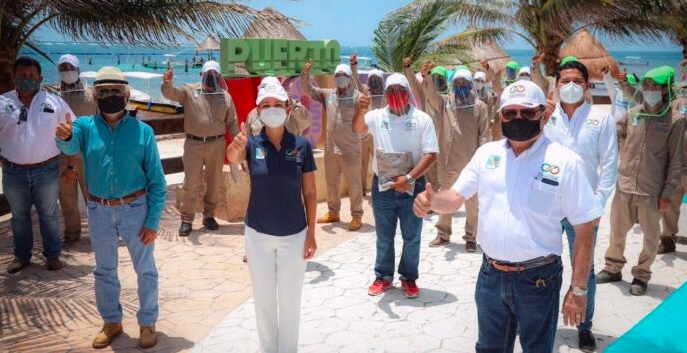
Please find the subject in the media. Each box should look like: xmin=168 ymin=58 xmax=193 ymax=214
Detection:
xmin=502 ymin=118 xmax=542 ymax=142
xmin=98 ymin=96 xmax=126 ymax=115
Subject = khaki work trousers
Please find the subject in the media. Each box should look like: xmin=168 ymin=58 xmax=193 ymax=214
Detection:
xmin=58 ymin=154 xmax=88 ymax=237
xmin=435 ymin=166 xmax=478 ymax=242
xmin=361 ymin=136 xmax=374 ymax=193
xmin=324 ymin=151 xmax=363 ymax=218
xmin=604 ymin=190 xmax=661 ymax=283
xmin=180 ymin=138 xmax=226 ymax=223
xmin=661 ymin=175 xmax=687 ymax=238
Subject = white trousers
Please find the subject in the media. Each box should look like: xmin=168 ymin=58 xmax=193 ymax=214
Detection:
xmin=245 ymin=226 xmax=307 ymax=353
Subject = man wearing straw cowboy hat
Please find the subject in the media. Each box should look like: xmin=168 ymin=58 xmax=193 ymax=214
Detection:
xmin=56 ymin=54 xmax=97 ymax=244
xmin=55 ymin=66 xmax=166 ymax=349
xmin=162 ymin=60 xmax=239 ymax=237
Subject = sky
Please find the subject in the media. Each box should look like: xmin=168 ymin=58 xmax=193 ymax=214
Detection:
xmin=35 ymin=0 xmax=677 ymax=52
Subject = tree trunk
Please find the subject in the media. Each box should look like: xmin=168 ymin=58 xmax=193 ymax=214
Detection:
xmin=0 ymin=47 xmax=19 ymax=94
xmin=540 ymin=38 xmax=564 ymax=77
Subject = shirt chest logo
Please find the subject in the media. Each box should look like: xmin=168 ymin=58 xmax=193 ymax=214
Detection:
xmin=255 ymin=147 xmax=266 ymax=159
xmin=285 ymin=149 xmax=301 ymax=162
xmin=41 ymin=103 xmax=54 ymax=113
xmin=486 ymin=155 xmax=502 ymax=169
xmin=540 ymin=162 xmax=560 ymax=175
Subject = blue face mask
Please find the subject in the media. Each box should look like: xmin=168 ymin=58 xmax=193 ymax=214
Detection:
xmin=15 ymin=78 xmax=40 ymax=92
xmin=453 ymin=85 xmax=472 ymax=100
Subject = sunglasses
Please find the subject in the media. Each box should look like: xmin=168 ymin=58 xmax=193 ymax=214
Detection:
xmin=17 ymin=106 xmax=27 ymax=125
xmin=95 ymin=88 xmax=125 ymax=98
xmin=501 ymin=108 xmax=540 ymax=121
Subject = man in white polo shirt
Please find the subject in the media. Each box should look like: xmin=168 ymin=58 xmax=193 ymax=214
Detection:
xmin=414 ymin=80 xmax=603 ymax=353
xmin=352 ymin=73 xmax=438 ymax=298
xmin=543 ymin=58 xmax=618 ymax=353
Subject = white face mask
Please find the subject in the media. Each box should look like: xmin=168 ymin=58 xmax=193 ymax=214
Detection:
xmin=335 ymin=76 xmax=350 ymax=89
xmin=643 ymin=90 xmax=663 ymax=107
xmin=474 ymin=82 xmax=484 ymax=91
xmin=559 ymin=82 xmax=585 ymax=104
xmin=60 ymin=71 xmax=79 ymax=84
xmin=259 ymin=107 xmax=287 ymax=128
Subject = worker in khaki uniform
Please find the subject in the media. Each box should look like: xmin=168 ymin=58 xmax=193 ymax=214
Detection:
xmin=480 ymin=59 xmax=506 ymax=141
xmin=245 ymin=77 xmax=312 ymax=137
xmin=598 ymin=66 xmax=685 ymax=296
xmin=56 ymin=54 xmax=97 ymax=243
xmin=659 ymin=83 xmax=687 ymax=254
xmin=352 ymin=59 xmax=385 ymax=196
xmin=161 ymin=61 xmax=239 ymax=236
xmin=405 ymin=60 xmax=439 ymax=191
xmin=300 ymin=62 xmax=364 ymax=231
xmin=405 ymin=58 xmax=490 ymax=252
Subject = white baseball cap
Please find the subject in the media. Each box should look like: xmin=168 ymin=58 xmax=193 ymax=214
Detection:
xmin=498 ymin=80 xmax=546 ymax=111
xmin=474 ymin=71 xmax=487 ymax=81
xmin=260 ymin=76 xmax=281 ymax=86
xmin=256 ymin=82 xmax=288 ymax=104
xmin=58 ymin=54 xmax=79 ymax=69
xmin=335 ymin=64 xmax=352 ymax=76
xmin=201 ymin=60 xmax=221 ymax=74
xmin=518 ymin=67 xmax=531 ymax=76
xmin=384 ymin=73 xmax=409 ymax=90
xmin=453 ymin=69 xmax=473 ymax=82
xmin=369 ymin=69 xmax=384 ymax=79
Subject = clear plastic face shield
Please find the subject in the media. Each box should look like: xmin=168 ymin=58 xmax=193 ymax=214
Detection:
xmin=629 ymin=78 xmax=673 ymax=119
xmin=367 ymin=71 xmax=386 ymax=108
xmin=452 ymin=75 xmax=478 ymax=109
xmin=432 ymin=73 xmax=449 ymax=94
xmin=200 ymin=69 xmax=228 ymax=95
xmin=473 ymin=72 xmax=488 ymax=100
xmin=505 ymin=67 xmax=518 ymax=85
xmin=676 ymin=84 xmax=687 ymax=117
xmin=384 ymin=83 xmax=418 ymax=117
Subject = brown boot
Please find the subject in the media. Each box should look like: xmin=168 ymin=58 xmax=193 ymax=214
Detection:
xmin=92 ymin=322 xmax=123 ymax=349
xmin=139 ymin=325 xmax=157 ymax=348
xmin=429 ymin=235 xmax=450 ymax=247
xmin=317 ymin=212 xmax=340 ymax=223
xmin=348 ymin=216 xmax=363 ymax=231
xmin=658 ymin=236 xmax=676 ymax=254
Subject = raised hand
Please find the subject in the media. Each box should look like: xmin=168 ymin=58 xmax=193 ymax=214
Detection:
xmin=302 ymin=59 xmax=313 ymax=76
xmin=413 ymin=182 xmax=434 ymax=217
xmin=532 ymin=52 xmax=544 ymax=65
xmin=403 ymin=56 xmax=413 ymax=69
xmin=349 ymin=53 xmax=357 ymax=65
xmin=358 ymin=94 xmax=371 ymax=110
xmin=163 ymin=67 xmax=174 ymax=85
xmin=56 ymin=112 xmax=73 ymax=141
xmin=232 ymin=122 xmax=248 ymax=150
xmin=480 ymin=58 xmax=490 ymax=70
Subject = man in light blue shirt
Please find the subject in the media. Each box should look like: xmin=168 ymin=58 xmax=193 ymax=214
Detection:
xmin=55 ymin=66 xmax=166 ymax=350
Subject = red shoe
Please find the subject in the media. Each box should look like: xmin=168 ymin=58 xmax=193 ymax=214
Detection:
xmin=401 ymin=279 xmax=420 ymax=298
xmin=368 ymin=278 xmax=392 ymax=296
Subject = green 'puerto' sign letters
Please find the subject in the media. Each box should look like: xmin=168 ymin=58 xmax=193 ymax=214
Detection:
xmin=220 ymin=39 xmax=340 ymax=76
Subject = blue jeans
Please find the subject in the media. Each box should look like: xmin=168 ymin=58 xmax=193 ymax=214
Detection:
xmin=475 ymin=256 xmax=563 ymax=353
xmin=561 ymin=217 xmax=597 ymax=331
xmin=371 ymin=175 xmax=425 ymax=281
xmin=2 ymin=159 xmax=61 ymax=262
xmin=87 ymin=195 xmax=158 ymax=326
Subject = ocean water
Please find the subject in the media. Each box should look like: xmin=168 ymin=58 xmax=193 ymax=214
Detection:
xmin=20 ymin=42 xmax=685 ymax=92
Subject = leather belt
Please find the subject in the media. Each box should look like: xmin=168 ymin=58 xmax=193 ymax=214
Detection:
xmin=485 ymin=254 xmax=559 ymax=273
xmin=89 ymin=189 xmax=147 ymax=207
xmin=1 ymin=155 xmax=59 ymax=169
xmin=186 ymin=133 xmax=224 ymax=142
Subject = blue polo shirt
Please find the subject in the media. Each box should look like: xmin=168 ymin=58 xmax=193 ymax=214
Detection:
xmin=245 ymin=128 xmax=316 ymax=236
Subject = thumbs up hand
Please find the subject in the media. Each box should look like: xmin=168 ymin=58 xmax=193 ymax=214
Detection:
xmin=56 ymin=112 xmax=73 ymax=141
xmin=413 ymin=182 xmax=434 ymax=217
xmin=232 ymin=122 xmax=248 ymax=150
xmin=163 ymin=67 xmax=174 ymax=85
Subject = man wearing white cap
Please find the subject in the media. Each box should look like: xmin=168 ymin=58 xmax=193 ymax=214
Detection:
xmin=56 ymin=66 xmax=166 ymax=349
xmin=352 ymin=73 xmax=438 ymax=298
xmin=57 ymin=54 xmax=97 ymax=243
xmin=244 ymin=76 xmax=312 ymax=136
xmin=161 ymin=60 xmax=239 ymax=236
xmin=518 ymin=66 xmax=532 ymax=81
xmin=301 ymin=61 xmax=365 ymax=231
xmin=414 ymin=80 xmax=602 ymax=353
xmin=1 ymin=56 xmax=73 ymax=274
xmin=417 ymin=61 xmax=490 ymax=252
xmin=474 ymin=70 xmax=500 ymax=140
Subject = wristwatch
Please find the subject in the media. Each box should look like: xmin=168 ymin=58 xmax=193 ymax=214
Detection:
xmin=570 ymin=286 xmax=588 ymax=296
xmin=67 ymin=165 xmax=77 ymax=171
xmin=405 ymin=174 xmax=415 ymax=184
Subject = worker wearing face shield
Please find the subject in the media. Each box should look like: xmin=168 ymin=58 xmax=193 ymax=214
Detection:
xmin=417 ymin=61 xmax=490 ymax=252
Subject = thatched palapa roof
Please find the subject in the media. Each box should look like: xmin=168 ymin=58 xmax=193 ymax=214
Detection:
xmin=195 ymin=34 xmax=221 ymax=51
xmin=560 ymin=29 xmax=619 ymax=81
xmin=432 ymin=26 xmax=511 ymax=73
xmin=242 ymin=7 xmax=306 ymax=40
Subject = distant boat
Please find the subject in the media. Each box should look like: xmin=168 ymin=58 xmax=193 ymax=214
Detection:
xmin=340 ymin=55 xmax=376 ymax=70
xmin=619 ymin=56 xmax=649 ymax=66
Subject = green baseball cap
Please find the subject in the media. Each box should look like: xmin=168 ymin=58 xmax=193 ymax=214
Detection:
xmin=560 ymin=56 xmax=579 ymax=67
xmin=431 ymin=66 xmax=448 ymax=79
xmin=506 ymin=61 xmax=520 ymax=70
xmin=641 ymin=66 xmax=675 ymax=86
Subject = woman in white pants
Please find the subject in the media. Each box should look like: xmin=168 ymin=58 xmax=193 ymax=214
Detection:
xmin=227 ymin=78 xmax=318 ymax=353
